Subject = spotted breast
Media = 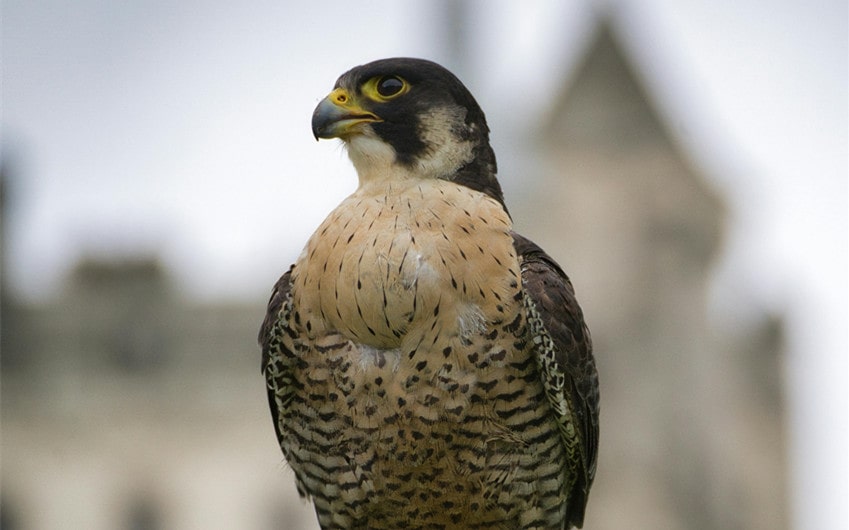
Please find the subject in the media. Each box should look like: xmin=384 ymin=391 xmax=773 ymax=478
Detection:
xmin=263 ymin=179 xmax=568 ymax=528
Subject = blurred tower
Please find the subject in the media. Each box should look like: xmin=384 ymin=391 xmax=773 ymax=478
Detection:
xmin=513 ymin=22 xmax=789 ymax=530
xmin=1 ymin=160 xmax=28 ymax=370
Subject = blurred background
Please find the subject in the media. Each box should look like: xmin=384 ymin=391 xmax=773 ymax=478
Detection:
xmin=1 ymin=1 xmax=846 ymax=529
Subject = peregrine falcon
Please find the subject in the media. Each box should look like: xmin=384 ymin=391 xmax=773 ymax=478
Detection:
xmin=260 ymin=58 xmax=598 ymax=529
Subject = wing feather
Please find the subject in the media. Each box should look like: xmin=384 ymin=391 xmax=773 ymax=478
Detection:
xmin=259 ymin=267 xmax=295 ymax=449
xmin=513 ymin=232 xmax=599 ymax=528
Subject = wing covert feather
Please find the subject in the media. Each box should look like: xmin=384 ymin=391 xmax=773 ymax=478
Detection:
xmin=513 ymin=232 xmax=599 ymax=528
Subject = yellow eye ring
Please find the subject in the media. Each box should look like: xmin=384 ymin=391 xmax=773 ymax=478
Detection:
xmin=362 ymin=75 xmax=410 ymax=102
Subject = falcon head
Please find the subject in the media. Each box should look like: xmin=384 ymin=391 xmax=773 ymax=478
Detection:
xmin=311 ymin=58 xmax=504 ymax=207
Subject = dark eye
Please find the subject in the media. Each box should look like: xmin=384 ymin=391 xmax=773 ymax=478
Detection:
xmin=377 ymin=76 xmax=404 ymax=97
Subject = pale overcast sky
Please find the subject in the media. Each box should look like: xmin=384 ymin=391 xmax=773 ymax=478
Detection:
xmin=2 ymin=1 xmax=846 ymax=528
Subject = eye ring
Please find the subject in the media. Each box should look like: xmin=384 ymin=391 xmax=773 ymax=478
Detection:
xmin=376 ymin=76 xmax=405 ymax=98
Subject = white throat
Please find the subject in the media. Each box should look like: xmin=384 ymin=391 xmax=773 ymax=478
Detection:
xmin=343 ymin=105 xmax=476 ymax=189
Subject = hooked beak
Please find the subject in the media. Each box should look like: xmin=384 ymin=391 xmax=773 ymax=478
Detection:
xmin=311 ymin=87 xmax=381 ymax=140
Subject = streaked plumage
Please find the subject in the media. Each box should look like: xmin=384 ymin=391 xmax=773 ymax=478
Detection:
xmin=260 ymin=58 xmax=598 ymax=529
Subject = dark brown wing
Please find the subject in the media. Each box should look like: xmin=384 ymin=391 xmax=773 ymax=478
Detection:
xmin=259 ymin=268 xmax=293 ymax=364
xmin=259 ymin=267 xmax=295 ymax=448
xmin=512 ymin=232 xmax=599 ymax=528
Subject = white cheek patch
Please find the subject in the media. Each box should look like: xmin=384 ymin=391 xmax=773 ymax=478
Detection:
xmin=415 ymin=106 xmax=475 ymax=179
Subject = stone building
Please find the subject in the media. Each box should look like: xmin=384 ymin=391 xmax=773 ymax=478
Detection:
xmin=1 ymin=255 xmax=320 ymax=529
xmin=1 ymin=19 xmax=787 ymax=530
